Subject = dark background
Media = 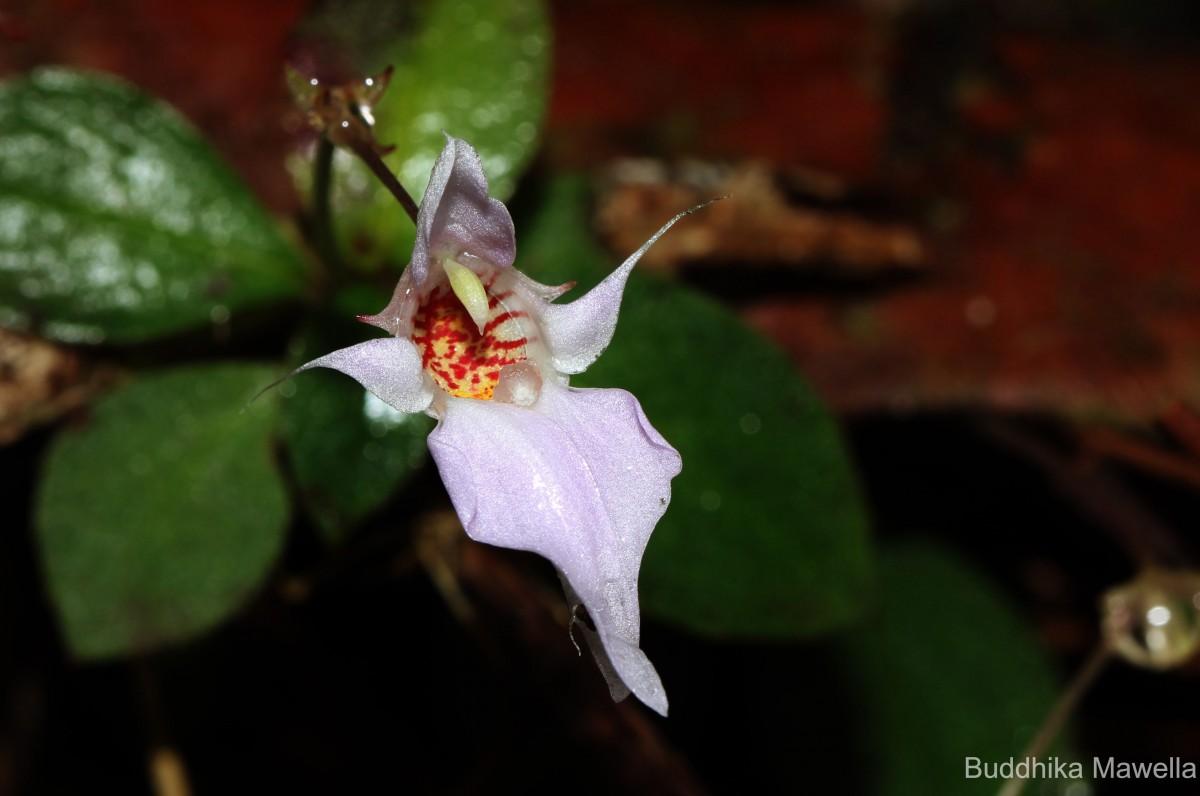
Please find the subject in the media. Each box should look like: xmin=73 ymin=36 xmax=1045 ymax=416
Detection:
xmin=4 ymin=1 xmax=1200 ymax=793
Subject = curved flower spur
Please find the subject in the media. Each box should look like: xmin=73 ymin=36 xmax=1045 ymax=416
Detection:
xmin=295 ymin=136 xmax=711 ymax=716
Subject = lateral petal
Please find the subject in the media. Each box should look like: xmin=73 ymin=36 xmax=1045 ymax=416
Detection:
xmin=537 ymin=203 xmax=710 ymax=374
xmin=295 ymin=338 xmax=434 ymax=414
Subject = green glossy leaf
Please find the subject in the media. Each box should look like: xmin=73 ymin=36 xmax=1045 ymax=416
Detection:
xmin=520 ymin=178 xmax=873 ymax=638
xmin=841 ymin=541 xmax=1081 ymax=795
xmin=281 ymin=297 xmax=433 ymax=543
xmin=0 ymin=68 xmax=308 ymax=344
xmin=322 ymin=0 xmax=550 ymax=270
xmin=35 ymin=364 xmax=289 ymax=658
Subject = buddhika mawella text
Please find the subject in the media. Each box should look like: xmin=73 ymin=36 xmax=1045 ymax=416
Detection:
xmin=965 ymin=756 xmax=1197 ymax=780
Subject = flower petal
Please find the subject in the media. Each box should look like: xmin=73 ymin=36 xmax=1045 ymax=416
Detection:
xmin=363 ymin=137 xmax=517 ymax=336
xmin=537 ymin=202 xmax=714 ymax=374
xmin=295 ymin=338 xmax=433 ymax=414
xmin=559 ymin=575 xmax=665 ymax=711
xmin=427 ymin=385 xmax=680 ymax=715
xmin=411 ymin=135 xmax=516 ymax=285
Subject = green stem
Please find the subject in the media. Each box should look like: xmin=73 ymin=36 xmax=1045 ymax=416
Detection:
xmin=311 ymin=135 xmax=340 ymax=273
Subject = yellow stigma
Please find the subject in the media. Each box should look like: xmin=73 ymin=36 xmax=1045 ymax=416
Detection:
xmin=441 ymin=258 xmax=490 ymax=334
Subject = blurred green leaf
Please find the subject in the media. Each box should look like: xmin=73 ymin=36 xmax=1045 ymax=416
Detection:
xmin=520 ymin=178 xmax=873 ymax=638
xmin=321 ymin=0 xmax=550 ymax=270
xmin=36 ymin=364 xmax=289 ymax=659
xmin=281 ymin=299 xmax=433 ymax=543
xmin=0 ymin=68 xmax=308 ymax=344
xmin=841 ymin=540 xmax=1081 ymax=795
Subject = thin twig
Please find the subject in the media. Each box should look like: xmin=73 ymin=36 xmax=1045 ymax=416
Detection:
xmin=135 ymin=659 xmax=193 ymax=796
xmin=1161 ymin=401 xmax=1200 ymax=457
xmin=414 ymin=512 xmax=476 ymax=625
xmin=1081 ymin=427 xmax=1200 ymax=493
xmin=346 ymin=139 xmax=420 ymax=224
xmin=979 ymin=417 xmax=1189 ymax=568
xmin=997 ymin=644 xmax=1111 ymax=796
xmin=149 ymin=748 xmax=192 ymax=796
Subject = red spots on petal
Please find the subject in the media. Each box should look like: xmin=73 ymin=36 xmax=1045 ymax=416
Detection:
xmin=484 ymin=309 xmax=530 ymax=335
xmin=412 ymin=282 xmax=530 ymax=400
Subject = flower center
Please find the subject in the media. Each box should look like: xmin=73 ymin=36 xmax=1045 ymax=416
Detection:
xmin=411 ymin=273 xmax=530 ymax=400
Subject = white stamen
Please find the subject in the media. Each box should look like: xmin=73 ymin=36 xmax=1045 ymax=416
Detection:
xmin=442 ymin=257 xmax=490 ymax=333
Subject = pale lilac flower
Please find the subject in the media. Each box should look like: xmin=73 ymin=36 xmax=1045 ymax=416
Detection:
xmin=297 ymin=136 xmax=698 ymax=716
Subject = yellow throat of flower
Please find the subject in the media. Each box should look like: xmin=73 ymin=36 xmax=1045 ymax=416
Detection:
xmin=411 ymin=260 xmax=531 ymax=400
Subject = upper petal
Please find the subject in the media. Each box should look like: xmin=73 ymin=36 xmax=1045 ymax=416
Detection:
xmin=537 ymin=202 xmax=713 ymax=375
xmin=294 ymin=337 xmax=433 ymax=414
xmin=410 ymin=135 xmax=516 ymax=286
xmin=363 ymin=138 xmax=517 ymax=337
xmin=427 ymin=385 xmax=680 ymax=715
